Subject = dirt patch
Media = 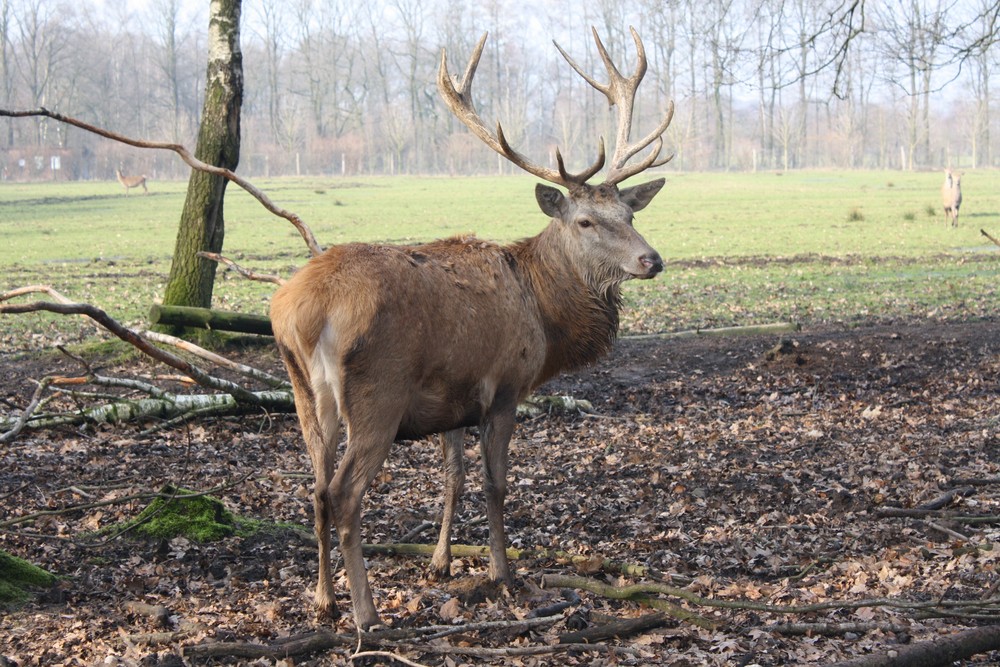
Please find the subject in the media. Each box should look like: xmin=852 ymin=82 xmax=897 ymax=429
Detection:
xmin=1 ymin=319 xmax=999 ymax=665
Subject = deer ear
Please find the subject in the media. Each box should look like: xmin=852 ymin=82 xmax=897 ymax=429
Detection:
xmin=535 ymin=183 xmax=565 ymax=218
xmin=620 ymin=178 xmax=665 ymax=212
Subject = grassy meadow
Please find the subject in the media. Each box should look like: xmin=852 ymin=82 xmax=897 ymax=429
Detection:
xmin=1 ymin=169 xmax=998 ymax=352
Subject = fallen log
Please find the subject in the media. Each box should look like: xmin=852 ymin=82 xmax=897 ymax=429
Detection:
xmin=827 ymin=624 xmax=1000 ymax=667
xmin=148 ymin=304 xmax=272 ymax=336
xmin=625 ymin=321 xmax=800 ymax=340
xmin=557 ymin=611 xmax=669 ymax=644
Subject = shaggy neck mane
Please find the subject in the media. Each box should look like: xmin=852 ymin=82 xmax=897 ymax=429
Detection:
xmin=511 ymin=228 xmax=622 ymax=386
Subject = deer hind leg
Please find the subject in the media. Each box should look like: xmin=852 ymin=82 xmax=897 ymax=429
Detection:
xmin=141 ymin=179 xmax=148 ymax=195
xmin=329 ymin=417 xmax=398 ymax=630
xmin=307 ymin=381 xmax=342 ymax=619
xmin=431 ymin=428 xmax=466 ymax=578
xmin=280 ymin=343 xmax=343 ymax=619
xmin=479 ymin=403 xmax=517 ymax=586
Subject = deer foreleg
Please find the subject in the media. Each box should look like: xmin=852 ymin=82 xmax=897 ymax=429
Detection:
xmin=431 ymin=428 xmax=466 ymax=578
xmin=479 ymin=406 xmax=516 ymax=586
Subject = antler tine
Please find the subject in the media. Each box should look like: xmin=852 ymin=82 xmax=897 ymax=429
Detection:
xmin=557 ymin=26 xmax=674 ymax=186
xmin=439 ymin=33 xmax=603 ymax=188
xmin=552 ymin=38 xmax=610 ymax=99
xmin=555 ymin=138 xmax=606 ymax=184
xmin=606 ymin=99 xmax=675 ymax=183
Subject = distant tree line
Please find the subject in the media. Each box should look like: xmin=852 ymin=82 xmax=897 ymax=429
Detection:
xmin=1 ymin=0 xmax=997 ymax=181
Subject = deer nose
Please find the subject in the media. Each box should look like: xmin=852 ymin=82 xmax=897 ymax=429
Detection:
xmin=640 ymin=251 xmax=664 ymax=276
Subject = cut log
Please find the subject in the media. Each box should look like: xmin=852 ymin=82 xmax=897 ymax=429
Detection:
xmin=148 ymin=304 xmax=272 ymax=335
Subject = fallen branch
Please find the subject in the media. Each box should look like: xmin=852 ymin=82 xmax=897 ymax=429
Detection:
xmin=517 ymin=394 xmax=594 ymax=417
xmin=181 ymin=629 xmax=351 ymax=660
xmin=0 ymin=108 xmax=322 ymax=257
xmin=0 ymin=289 xmax=298 ymax=441
xmin=626 ymin=321 xmax=800 ymax=340
xmin=557 ymin=611 xmax=669 ymax=644
xmin=140 ymin=330 xmax=289 ymax=389
xmin=181 ymin=616 xmax=561 ymax=661
xmin=875 ymin=507 xmax=1000 ymax=523
xmin=827 ymin=623 xmax=1000 ymax=667
xmin=360 ymin=542 xmax=662 ymax=580
xmin=917 ymin=487 xmax=975 ymax=510
xmin=0 ymin=296 xmax=268 ymax=405
xmin=4 ymin=387 xmax=293 ymax=431
xmin=541 ymin=574 xmax=717 ymax=630
xmin=540 ymin=574 xmax=1000 ymax=621
xmin=770 ymin=621 xmax=909 ymax=637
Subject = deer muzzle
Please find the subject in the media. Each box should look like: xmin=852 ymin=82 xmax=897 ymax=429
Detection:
xmin=634 ymin=251 xmax=664 ymax=279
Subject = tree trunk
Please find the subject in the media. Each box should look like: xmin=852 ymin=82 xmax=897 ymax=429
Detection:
xmin=161 ymin=0 xmax=243 ymax=311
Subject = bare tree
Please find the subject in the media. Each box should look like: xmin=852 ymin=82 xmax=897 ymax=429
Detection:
xmin=11 ymin=0 xmax=72 ymax=146
xmin=250 ymin=0 xmax=288 ymax=151
xmin=874 ymin=0 xmax=952 ymax=169
xmin=965 ymin=0 xmax=995 ymax=168
xmin=0 ymin=0 xmax=13 ymax=149
xmin=148 ymin=0 xmax=203 ymax=144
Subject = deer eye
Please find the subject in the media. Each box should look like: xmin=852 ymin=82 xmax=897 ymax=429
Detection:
xmin=577 ymin=218 xmax=593 ymax=228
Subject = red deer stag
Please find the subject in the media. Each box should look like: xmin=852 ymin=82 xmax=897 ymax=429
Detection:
xmin=270 ymin=27 xmax=674 ymax=630
xmin=115 ymin=167 xmax=148 ymax=196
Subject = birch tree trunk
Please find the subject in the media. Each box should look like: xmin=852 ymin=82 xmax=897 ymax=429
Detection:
xmin=161 ymin=0 xmax=243 ymax=311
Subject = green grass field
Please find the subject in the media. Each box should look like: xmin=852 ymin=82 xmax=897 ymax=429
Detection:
xmin=2 ymin=170 xmax=998 ymax=351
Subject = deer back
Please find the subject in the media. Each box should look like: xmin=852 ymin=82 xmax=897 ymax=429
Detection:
xmin=271 ymin=239 xmax=551 ymax=439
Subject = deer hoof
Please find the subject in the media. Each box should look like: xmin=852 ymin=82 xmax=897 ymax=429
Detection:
xmin=315 ymin=600 xmax=342 ymax=621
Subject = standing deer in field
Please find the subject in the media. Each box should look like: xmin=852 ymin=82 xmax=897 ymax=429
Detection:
xmin=270 ymin=27 xmax=673 ymax=630
xmin=942 ymin=168 xmax=962 ymax=227
xmin=116 ymin=167 xmax=148 ymax=196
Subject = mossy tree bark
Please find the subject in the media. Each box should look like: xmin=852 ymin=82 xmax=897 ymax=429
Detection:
xmin=161 ymin=0 xmax=243 ymax=310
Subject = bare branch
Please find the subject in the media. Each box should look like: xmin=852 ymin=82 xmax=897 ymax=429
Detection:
xmin=197 ymin=251 xmax=286 ymax=285
xmin=0 ymin=108 xmax=322 ymax=258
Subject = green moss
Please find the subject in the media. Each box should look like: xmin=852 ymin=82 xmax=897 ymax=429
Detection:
xmin=129 ymin=486 xmax=239 ymax=542
xmin=0 ymin=551 xmax=57 ymax=605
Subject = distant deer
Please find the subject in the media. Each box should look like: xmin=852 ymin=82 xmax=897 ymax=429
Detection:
xmin=270 ymin=27 xmax=673 ymax=630
xmin=942 ymin=168 xmax=962 ymax=227
xmin=115 ymin=167 xmax=148 ymax=196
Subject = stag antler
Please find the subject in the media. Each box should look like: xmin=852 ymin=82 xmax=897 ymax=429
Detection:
xmin=554 ymin=26 xmax=674 ymax=185
xmin=438 ymin=33 xmax=606 ymax=188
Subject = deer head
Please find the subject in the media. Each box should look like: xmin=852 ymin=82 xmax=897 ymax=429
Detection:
xmin=438 ymin=28 xmax=671 ymax=286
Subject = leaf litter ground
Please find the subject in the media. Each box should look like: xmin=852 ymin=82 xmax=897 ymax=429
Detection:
xmin=1 ymin=319 xmax=999 ymax=665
